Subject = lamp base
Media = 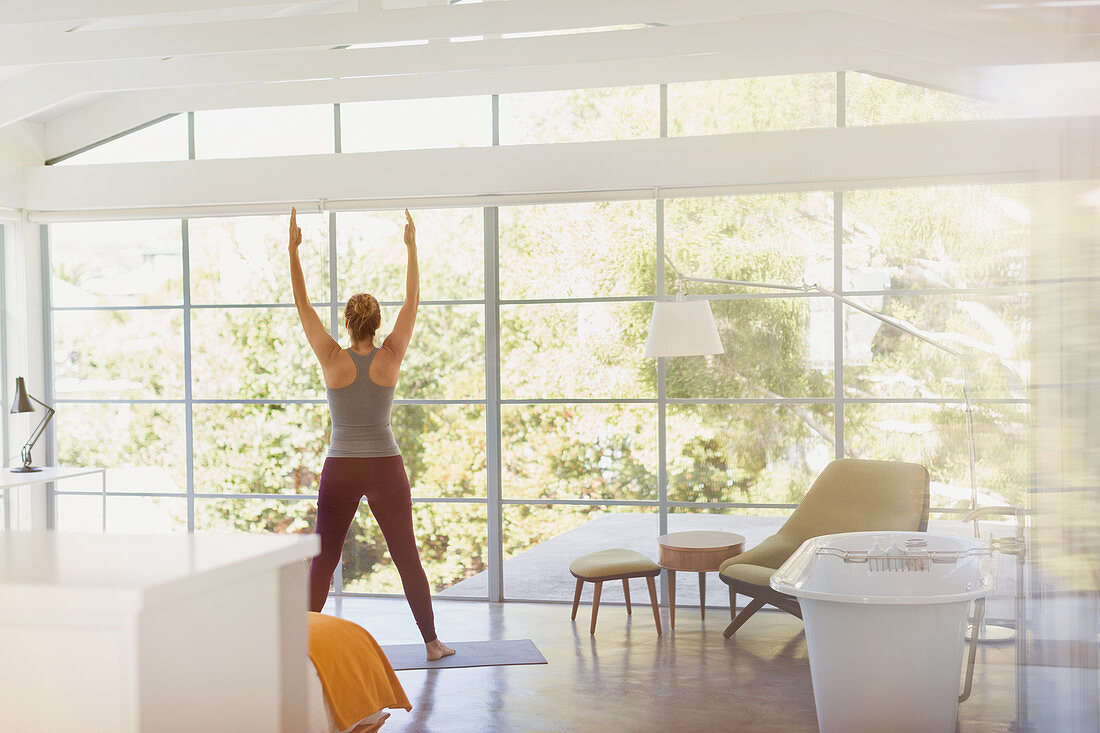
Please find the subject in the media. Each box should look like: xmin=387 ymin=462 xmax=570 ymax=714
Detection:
xmin=10 ymin=465 xmax=42 ymax=473
xmin=967 ymin=622 xmax=1016 ymax=643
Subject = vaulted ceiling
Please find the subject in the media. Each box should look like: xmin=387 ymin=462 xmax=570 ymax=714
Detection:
xmin=1 ymin=0 xmax=1096 ymax=161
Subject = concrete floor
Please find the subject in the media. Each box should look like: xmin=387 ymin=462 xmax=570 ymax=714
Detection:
xmin=322 ymin=595 xmax=1019 ymax=733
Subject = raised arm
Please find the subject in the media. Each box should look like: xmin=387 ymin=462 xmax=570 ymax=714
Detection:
xmin=288 ymin=207 xmax=343 ymax=377
xmin=374 ymin=209 xmax=420 ymax=381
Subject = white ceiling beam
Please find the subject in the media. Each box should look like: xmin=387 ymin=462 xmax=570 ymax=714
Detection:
xmin=43 ymin=37 xmax=854 ymax=158
xmin=833 ymin=10 xmax=1098 ymax=68
xmin=0 ymin=1 xmax=329 ymax=26
xmin=832 ymin=0 xmax=1047 ymax=48
xmin=23 ymin=118 xmax=1077 ymax=217
xmin=0 ymin=0 xmax=812 ymax=67
xmin=0 ymin=67 xmax=88 ymax=130
xmin=0 ymin=18 xmax=793 ymax=128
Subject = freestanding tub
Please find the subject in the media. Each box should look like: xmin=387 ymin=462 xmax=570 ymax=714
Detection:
xmin=771 ymin=531 xmax=993 ymax=733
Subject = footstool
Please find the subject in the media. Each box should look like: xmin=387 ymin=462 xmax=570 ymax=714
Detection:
xmin=569 ymin=549 xmax=662 ymax=635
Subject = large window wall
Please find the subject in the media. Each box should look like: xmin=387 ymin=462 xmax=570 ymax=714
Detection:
xmin=46 ymin=72 xmax=1029 ymax=602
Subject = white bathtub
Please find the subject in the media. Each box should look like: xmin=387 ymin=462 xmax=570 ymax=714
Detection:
xmin=771 ymin=531 xmax=994 ymax=733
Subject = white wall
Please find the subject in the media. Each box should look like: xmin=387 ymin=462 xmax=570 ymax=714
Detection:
xmin=1 ymin=123 xmax=48 ymax=529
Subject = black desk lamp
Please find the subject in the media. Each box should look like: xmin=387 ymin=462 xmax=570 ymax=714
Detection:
xmin=9 ymin=377 xmax=55 ymax=473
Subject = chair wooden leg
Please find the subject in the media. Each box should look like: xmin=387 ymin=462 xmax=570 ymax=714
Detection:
xmin=729 ymin=586 xmax=737 ymax=620
xmin=571 ymin=578 xmax=584 ymax=621
xmin=723 ymin=597 xmax=766 ymax=639
xmin=646 ymin=576 xmax=662 ymax=635
xmin=622 ymin=578 xmax=632 ymax=615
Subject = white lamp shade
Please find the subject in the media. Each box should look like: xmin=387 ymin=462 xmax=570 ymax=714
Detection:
xmin=643 ymin=300 xmax=725 ymax=357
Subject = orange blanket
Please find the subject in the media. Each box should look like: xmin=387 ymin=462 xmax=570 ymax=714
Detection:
xmin=308 ymin=612 xmax=412 ymax=730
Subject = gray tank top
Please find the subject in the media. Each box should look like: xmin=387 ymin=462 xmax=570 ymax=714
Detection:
xmin=325 ymin=348 xmax=401 ymax=458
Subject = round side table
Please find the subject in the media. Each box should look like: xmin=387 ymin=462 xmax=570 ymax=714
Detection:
xmin=658 ymin=530 xmax=746 ymax=630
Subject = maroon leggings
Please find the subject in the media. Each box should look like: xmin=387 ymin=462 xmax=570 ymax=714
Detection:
xmin=308 ymin=455 xmax=437 ymax=643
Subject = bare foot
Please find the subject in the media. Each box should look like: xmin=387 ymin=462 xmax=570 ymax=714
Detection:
xmin=426 ymin=638 xmax=456 ymax=661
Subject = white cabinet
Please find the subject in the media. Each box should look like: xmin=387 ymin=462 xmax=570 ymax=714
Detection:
xmin=0 ymin=531 xmax=319 ymax=732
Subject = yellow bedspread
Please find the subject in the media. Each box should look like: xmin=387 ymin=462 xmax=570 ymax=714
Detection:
xmin=308 ymin=612 xmax=412 ymax=730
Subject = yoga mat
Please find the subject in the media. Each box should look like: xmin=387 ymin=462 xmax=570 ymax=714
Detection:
xmin=381 ymin=639 xmax=547 ymax=671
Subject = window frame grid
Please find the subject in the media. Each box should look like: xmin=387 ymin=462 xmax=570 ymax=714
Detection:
xmin=43 ymin=72 xmax=1032 ymax=603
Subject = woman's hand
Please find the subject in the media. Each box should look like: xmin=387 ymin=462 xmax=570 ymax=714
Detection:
xmin=289 ymin=207 xmax=302 ymax=250
xmin=403 ymin=208 xmax=416 ymax=248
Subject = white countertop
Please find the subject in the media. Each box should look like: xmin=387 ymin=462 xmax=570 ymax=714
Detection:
xmin=0 ymin=531 xmax=320 ymax=613
xmin=1 ymin=466 xmax=105 ymax=489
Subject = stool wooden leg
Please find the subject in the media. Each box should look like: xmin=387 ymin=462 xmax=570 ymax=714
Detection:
xmin=667 ymin=570 xmax=676 ymax=630
xmin=646 ymin=576 xmax=662 ymax=635
xmin=571 ymin=578 xmax=584 ymax=621
xmin=590 ymin=581 xmax=603 ymax=635
xmin=622 ymin=578 xmax=632 ymax=615
xmin=699 ymin=571 xmax=706 ymax=619
xmin=729 ymin=586 xmax=737 ymax=619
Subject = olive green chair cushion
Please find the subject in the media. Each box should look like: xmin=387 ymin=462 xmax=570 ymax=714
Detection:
xmin=721 ymin=563 xmax=778 ymax=588
xmin=570 ymin=548 xmax=660 ymax=580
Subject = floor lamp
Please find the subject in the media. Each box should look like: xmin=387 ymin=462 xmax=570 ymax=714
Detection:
xmin=644 ymin=256 xmax=1014 ymax=643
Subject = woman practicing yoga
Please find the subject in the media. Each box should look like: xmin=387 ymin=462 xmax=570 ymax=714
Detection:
xmin=289 ymin=206 xmax=454 ymax=662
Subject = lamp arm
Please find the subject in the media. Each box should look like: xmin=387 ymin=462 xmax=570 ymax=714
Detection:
xmin=20 ymin=395 xmax=55 ymax=466
xmin=666 ymin=257 xmax=981 ymax=533
xmin=679 ymin=274 xmax=809 ymax=294
xmin=808 ymin=285 xmax=969 ymax=360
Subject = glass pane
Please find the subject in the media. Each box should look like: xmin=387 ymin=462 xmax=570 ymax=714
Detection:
xmin=499 ymin=200 xmax=655 ymax=299
xmin=502 ymin=404 xmax=657 ymax=500
xmin=499 ymin=85 xmax=659 ymax=145
xmin=341 ymin=96 xmax=491 ymax=152
xmin=394 ymin=404 xmax=487 ymax=499
xmin=190 ymin=307 xmax=323 ymax=399
xmin=842 ymin=293 xmax=1030 ymax=400
xmin=51 ymin=220 xmax=183 ymax=307
xmin=666 ymin=404 xmax=834 ymax=504
xmin=55 ymin=403 xmax=186 ymax=493
xmin=56 ymin=114 xmax=188 ymax=166
xmin=57 ymin=495 xmax=187 ymax=533
xmin=843 ymin=402 xmax=1030 ymax=510
xmin=843 ymin=186 xmax=1031 ymax=290
xmin=337 ymin=208 xmax=483 ymax=301
xmin=53 ymin=309 xmax=184 ymax=399
xmin=380 ymin=305 xmax=484 ymax=400
xmin=669 ymin=74 xmax=836 ymax=136
xmin=500 ymin=301 xmax=654 ymax=399
xmin=195 ymin=497 xmax=316 ymax=535
xmin=341 ymin=502 xmax=488 ymax=597
xmin=192 ymin=403 xmax=329 ymax=495
xmin=194 ymin=104 xmax=334 ymax=159
xmin=502 ymin=505 xmax=657 ymax=601
xmin=664 ymin=296 xmax=835 ymax=399
xmin=664 ymin=192 xmax=834 ymax=293
xmin=189 ymin=213 xmax=329 ymax=304
xmin=846 ymin=72 xmax=1013 ymax=126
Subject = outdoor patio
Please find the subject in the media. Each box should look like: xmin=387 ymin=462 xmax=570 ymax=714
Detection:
xmin=440 ymin=512 xmax=1021 ymax=624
